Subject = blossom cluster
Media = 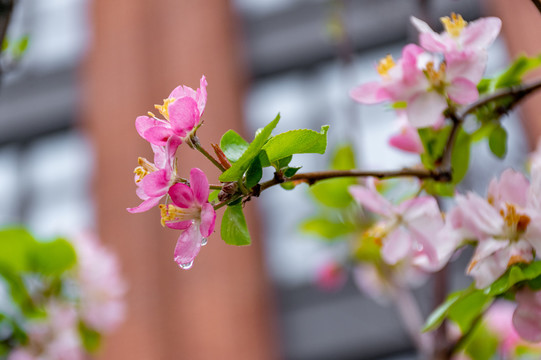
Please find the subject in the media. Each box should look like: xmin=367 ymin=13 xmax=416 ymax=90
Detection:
xmin=128 ymin=76 xmax=216 ymax=269
xmin=6 ymin=232 xmax=126 ymax=359
xmin=351 ymin=13 xmax=501 ymax=152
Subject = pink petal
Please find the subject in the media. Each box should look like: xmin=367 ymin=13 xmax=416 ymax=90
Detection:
xmin=350 ymin=82 xmax=390 ymax=104
xmin=168 ymin=97 xmax=199 ymax=135
xmin=462 ymin=17 xmax=502 ymax=50
xmin=165 ymin=135 xmax=182 ymax=160
xmin=446 ymin=50 xmax=487 ymax=84
xmin=140 ymin=169 xmax=170 ymax=197
xmin=127 ymin=196 xmax=162 ymax=214
xmin=455 ymin=193 xmax=503 ymax=238
xmin=389 ymin=130 xmax=424 ymax=153
xmin=381 ymin=226 xmax=412 ymax=264
xmin=169 ymin=183 xmax=195 ymax=208
xmin=407 ymin=92 xmax=447 ymax=128
xmin=410 ymin=17 xmax=448 ymax=52
xmin=190 ymin=168 xmax=210 ymax=205
xmin=468 ymin=252 xmax=508 ymax=288
xmin=447 ymin=77 xmax=479 ymax=104
xmin=165 ymin=220 xmax=193 ymax=230
xmin=135 ymin=116 xmax=161 ymax=139
xmin=488 ymin=169 xmax=529 ymax=208
xmin=196 ymin=75 xmax=208 ymax=115
xmin=169 ymin=85 xmax=197 ymax=101
xmin=513 ymin=288 xmax=541 ymax=342
xmin=199 ymin=203 xmax=216 ymax=237
xmin=349 ymin=185 xmax=393 ymax=217
xmin=143 ymin=126 xmax=174 ymax=146
xmin=173 ymin=224 xmax=202 ymax=267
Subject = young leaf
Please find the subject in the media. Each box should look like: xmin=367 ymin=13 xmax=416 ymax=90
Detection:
xmin=29 ymin=238 xmax=77 ymax=275
xmin=300 ymin=217 xmax=355 ymax=240
xmin=245 ymin=156 xmax=262 ymax=189
xmin=219 ymin=114 xmax=280 ymax=182
xmin=261 ymin=125 xmax=329 ymax=163
xmin=331 ymin=143 xmax=356 ymax=170
xmin=494 ymin=54 xmax=541 ymax=88
xmin=220 ymin=130 xmax=249 ymax=163
xmin=221 ymin=204 xmax=251 ymax=246
xmin=310 ymin=178 xmax=355 ymax=208
xmin=488 ymin=125 xmax=507 ymax=159
xmin=79 ymin=322 xmax=102 ymax=353
xmin=450 ymin=129 xmax=471 ymax=184
xmin=484 ymin=261 xmax=541 ymax=296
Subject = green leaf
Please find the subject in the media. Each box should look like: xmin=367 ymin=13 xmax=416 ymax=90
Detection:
xmin=1 ymin=38 xmax=8 ymax=52
xmin=423 ymin=290 xmax=465 ymax=332
xmin=494 ymin=54 xmax=541 ymax=88
xmin=484 ymin=261 xmax=541 ymax=296
xmin=331 ymin=143 xmax=356 ymax=170
xmin=423 ymin=180 xmax=455 ymax=197
xmin=262 ymin=125 xmax=329 ymax=163
xmin=423 ymin=285 xmax=492 ymax=334
xmin=391 ymin=101 xmax=407 ymax=109
xmin=280 ymin=182 xmax=296 ymax=190
xmin=29 ymin=238 xmax=77 ymax=275
xmin=462 ymin=322 xmax=500 ymax=360
xmin=418 ymin=126 xmax=452 ymax=169
xmin=448 ymin=291 xmax=492 ymax=333
xmin=488 ymin=125 xmax=507 ymax=159
xmin=0 ymin=228 xmax=35 ymax=272
xmin=284 ymin=166 xmax=301 ymax=177
xmin=477 ymin=78 xmax=492 ymax=95
xmin=450 ymin=129 xmax=471 ymax=184
xmin=79 ymin=322 xmax=102 ymax=353
xmin=470 ymin=122 xmax=498 ymax=143
xmin=310 ymin=178 xmax=355 ymax=208
xmin=14 ymin=36 xmax=29 ymax=57
xmin=221 ymin=204 xmax=251 ymax=246
xmin=219 ymin=114 xmax=280 ymax=182
xmin=245 ymin=156 xmax=262 ymax=189
xmin=300 ymin=217 xmax=355 ymax=240
xmin=220 ymin=130 xmax=249 ymax=163
xmin=276 ymin=155 xmax=292 ymax=169
xmin=208 ymin=189 xmax=219 ymax=202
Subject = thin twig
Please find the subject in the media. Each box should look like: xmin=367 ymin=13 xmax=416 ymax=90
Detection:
xmin=190 ymin=135 xmax=226 ymax=172
xmin=531 ymin=0 xmax=541 ymax=14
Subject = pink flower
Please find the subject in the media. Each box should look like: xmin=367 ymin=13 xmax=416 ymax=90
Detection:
xmin=136 ymin=75 xmax=208 ymax=148
xmin=315 ymin=262 xmax=347 ymax=291
xmin=513 ymin=287 xmax=541 ymax=343
xmin=411 ymin=13 xmax=501 ymax=57
xmin=349 ymin=179 xmax=445 ymax=269
xmin=454 ymin=169 xmax=541 ymax=288
xmin=388 ymin=112 xmax=424 ymax=154
xmin=72 ymin=232 xmax=126 ymax=333
xmin=160 ymin=168 xmax=216 ymax=269
xmin=127 ymin=137 xmax=180 ymax=213
xmin=350 ymin=44 xmax=478 ymax=128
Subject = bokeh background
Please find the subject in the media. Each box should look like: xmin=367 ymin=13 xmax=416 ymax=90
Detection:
xmin=0 ymin=0 xmax=540 ymax=359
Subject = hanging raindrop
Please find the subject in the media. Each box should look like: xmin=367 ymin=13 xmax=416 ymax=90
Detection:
xmin=178 ymin=260 xmax=194 ymax=270
xmin=201 ymin=237 xmax=208 ymax=246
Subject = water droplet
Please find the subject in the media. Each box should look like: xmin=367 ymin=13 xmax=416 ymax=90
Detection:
xmin=179 ymin=261 xmax=194 ymax=270
xmin=175 ymin=258 xmax=194 ymax=270
xmin=201 ymin=237 xmax=208 ymax=246
xmin=415 ymin=242 xmax=424 ymax=251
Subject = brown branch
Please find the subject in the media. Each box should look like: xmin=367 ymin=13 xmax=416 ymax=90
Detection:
xmin=459 ymin=78 xmax=541 ymax=118
xmin=531 ymin=0 xmax=541 ymax=14
xmin=257 ymin=168 xmax=445 ymax=193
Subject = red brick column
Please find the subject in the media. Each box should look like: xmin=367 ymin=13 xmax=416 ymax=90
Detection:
xmin=82 ymin=1 xmax=279 ymax=359
xmin=489 ymin=0 xmax=541 ymax=147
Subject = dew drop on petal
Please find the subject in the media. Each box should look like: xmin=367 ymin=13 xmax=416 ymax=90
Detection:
xmin=177 ymin=259 xmax=194 ymax=270
xmin=201 ymin=237 xmax=208 ymax=246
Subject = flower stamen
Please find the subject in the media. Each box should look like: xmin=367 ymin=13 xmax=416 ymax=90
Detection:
xmin=440 ymin=13 xmax=468 ymax=38
xmin=154 ymin=97 xmax=176 ymax=120
xmin=377 ymin=55 xmax=396 ymax=77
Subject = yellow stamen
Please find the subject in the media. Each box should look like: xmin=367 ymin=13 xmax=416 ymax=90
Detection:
xmin=134 ymin=157 xmax=157 ymax=183
xmin=377 ymin=55 xmax=396 ymax=77
xmin=365 ymin=223 xmax=388 ymax=247
xmin=154 ymin=97 xmax=176 ymax=120
xmin=425 ymin=61 xmax=446 ymax=87
xmin=440 ymin=13 xmax=467 ymax=38
xmin=500 ymin=203 xmax=531 ymax=233
xmin=159 ymin=204 xmax=198 ymax=227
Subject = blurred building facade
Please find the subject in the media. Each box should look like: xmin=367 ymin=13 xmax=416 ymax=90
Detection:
xmin=0 ymin=0 xmax=540 ymax=359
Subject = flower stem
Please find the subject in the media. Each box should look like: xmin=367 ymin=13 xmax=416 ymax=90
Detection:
xmin=190 ymin=135 xmax=226 ymax=172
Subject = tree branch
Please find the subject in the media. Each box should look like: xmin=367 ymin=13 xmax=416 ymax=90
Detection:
xmin=531 ymin=0 xmax=541 ymax=14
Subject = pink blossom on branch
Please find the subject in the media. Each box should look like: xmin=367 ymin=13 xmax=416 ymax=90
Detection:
xmin=349 ymin=179 xmax=452 ymax=271
xmin=350 ymin=44 xmax=479 ymax=128
xmin=135 ymin=75 xmax=208 ymax=148
xmin=127 ymin=137 xmax=180 ymax=213
xmin=513 ymin=287 xmax=541 ymax=343
xmin=160 ymin=168 xmax=216 ymax=269
xmin=452 ymin=169 xmax=541 ymax=288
